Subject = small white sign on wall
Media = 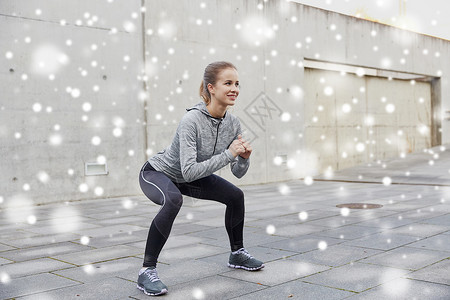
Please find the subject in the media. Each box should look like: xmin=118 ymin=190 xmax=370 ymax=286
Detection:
xmin=85 ymin=162 xmax=108 ymax=176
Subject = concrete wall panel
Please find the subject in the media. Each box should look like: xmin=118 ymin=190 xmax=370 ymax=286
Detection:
xmin=303 ymin=126 xmax=338 ymax=174
xmin=304 ymin=67 xmax=432 ymax=174
xmin=1 ymin=5 xmax=144 ymax=205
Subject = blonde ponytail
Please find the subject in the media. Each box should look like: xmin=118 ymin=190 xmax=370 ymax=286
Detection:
xmin=199 ymin=81 xmax=211 ymax=105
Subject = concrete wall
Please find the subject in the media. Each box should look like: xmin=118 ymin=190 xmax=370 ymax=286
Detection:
xmin=0 ymin=0 xmax=147 ymax=205
xmin=304 ymin=68 xmax=432 ymax=175
xmin=1 ymin=0 xmax=449 ymax=205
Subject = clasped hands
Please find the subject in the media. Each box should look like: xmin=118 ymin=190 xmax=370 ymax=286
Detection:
xmin=229 ymin=135 xmax=252 ymax=159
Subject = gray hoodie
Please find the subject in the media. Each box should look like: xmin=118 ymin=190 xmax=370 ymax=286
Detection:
xmin=148 ymin=102 xmax=250 ymax=183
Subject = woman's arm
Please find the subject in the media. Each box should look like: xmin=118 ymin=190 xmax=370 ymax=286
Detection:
xmin=230 ymin=123 xmax=250 ymax=178
xmin=230 ymin=155 xmax=250 ymax=179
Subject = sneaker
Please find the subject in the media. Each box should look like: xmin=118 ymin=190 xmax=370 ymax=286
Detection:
xmin=228 ymin=248 xmax=265 ymax=271
xmin=137 ymin=267 xmax=168 ymax=296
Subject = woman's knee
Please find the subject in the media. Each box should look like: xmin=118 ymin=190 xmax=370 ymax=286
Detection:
xmin=139 ymin=172 xmax=164 ymax=205
xmin=168 ymin=191 xmax=183 ymax=209
xmin=158 ymin=192 xmax=183 ymax=222
xmin=230 ymin=187 xmax=245 ymax=206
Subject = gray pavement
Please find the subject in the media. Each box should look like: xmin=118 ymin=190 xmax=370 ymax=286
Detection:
xmin=1 ymin=145 xmax=450 ymax=299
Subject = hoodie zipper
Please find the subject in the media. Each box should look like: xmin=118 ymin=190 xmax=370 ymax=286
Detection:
xmin=212 ymin=121 xmax=221 ymax=155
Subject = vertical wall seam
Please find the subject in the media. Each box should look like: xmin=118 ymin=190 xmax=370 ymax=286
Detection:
xmin=141 ymin=0 xmax=149 ymax=161
xmin=431 ymin=77 xmax=442 ymax=146
xmin=334 ymin=83 xmax=339 ymax=170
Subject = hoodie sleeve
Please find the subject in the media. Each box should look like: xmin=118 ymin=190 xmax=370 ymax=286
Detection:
xmin=230 ymin=120 xmax=250 ymax=178
xmin=179 ymin=115 xmax=234 ymax=182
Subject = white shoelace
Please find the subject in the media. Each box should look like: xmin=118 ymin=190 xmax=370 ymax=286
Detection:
xmin=144 ymin=268 xmax=161 ymax=282
xmin=234 ymin=248 xmax=254 ymax=259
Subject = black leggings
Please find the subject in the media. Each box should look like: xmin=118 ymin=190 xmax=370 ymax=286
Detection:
xmin=139 ymin=162 xmax=245 ymax=268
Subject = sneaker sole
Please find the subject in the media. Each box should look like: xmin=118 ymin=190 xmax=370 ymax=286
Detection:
xmin=137 ymin=284 xmax=168 ymax=296
xmin=228 ymin=263 xmax=265 ymax=271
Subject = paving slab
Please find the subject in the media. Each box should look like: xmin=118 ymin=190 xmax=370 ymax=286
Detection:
xmin=245 ymin=214 xmax=310 ymax=229
xmin=395 ymin=208 xmax=448 ymax=221
xmin=53 ymin=245 xmax=142 ymax=266
xmin=0 ymin=242 xmax=17 ymax=252
xmin=162 ymin=234 xmax=208 ymax=250
xmin=261 ymin=235 xmax=343 ymax=253
xmin=0 ymin=223 xmax=29 ymax=233
xmin=406 ymin=234 xmax=450 ymax=252
xmin=346 ymin=278 xmax=450 ymax=299
xmin=169 ymin=223 xmax=215 ymax=236
xmin=23 ymin=221 xmax=100 ymax=235
xmin=303 ymin=262 xmax=411 ymax=292
xmin=187 ymin=224 xmax=264 ymax=239
xmin=18 ymin=215 xmax=94 ymax=228
xmin=306 ymin=215 xmax=364 ymax=228
xmin=195 ymin=231 xmax=290 ymax=250
xmin=130 ymin=275 xmax=266 ymax=300
xmin=0 ymin=241 xmax=93 ymax=262
xmin=421 ymin=213 xmax=450 ymax=226
xmin=128 ymin=233 xmax=225 ymax=255
xmin=384 ymin=201 xmax=438 ymax=212
xmin=406 ymin=258 xmax=450 ymax=285
xmin=84 ymin=209 xmax=155 ymax=220
xmin=354 ymin=215 xmax=417 ymax=229
xmin=346 ymin=208 xmax=400 ymax=219
xmin=73 ymin=224 xmax=147 ymax=238
xmin=232 ymin=280 xmax=355 ymax=300
xmin=53 ymin=256 xmax=142 ymax=284
xmin=260 ymin=223 xmax=329 ymax=237
xmin=81 ymin=229 xmax=149 ymax=248
xmin=222 ymin=259 xmax=330 ymax=286
xmin=314 ymin=225 xmax=383 ymax=240
xmin=157 ymin=243 xmax=228 ymax=264
xmin=360 ymin=246 xmax=450 ymax=270
xmin=90 ymin=215 xmax=149 ymax=226
xmin=198 ymin=245 xmax=298 ymax=268
xmin=17 ymin=277 xmax=135 ymax=300
xmin=387 ymin=223 xmax=450 ymax=237
xmin=290 ymin=244 xmax=383 ymax=267
xmin=245 ymin=203 xmax=325 ymax=219
xmin=0 ymin=229 xmax=42 ymax=241
xmin=255 ymin=209 xmax=339 ymax=224
xmin=242 ymin=231 xmax=290 ymax=247
xmin=0 ymin=257 xmax=13 ymax=265
xmin=0 ymin=273 xmax=79 ymax=299
xmin=122 ymin=259 xmax=230 ymax=287
xmin=1 ymin=258 xmax=74 ymax=279
xmin=183 ymin=226 xmax=228 ymax=240
xmin=2 ymin=233 xmax=82 ymax=248
xmin=342 ymin=232 xmax=420 ymax=250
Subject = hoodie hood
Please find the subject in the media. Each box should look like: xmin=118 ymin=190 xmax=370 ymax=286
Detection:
xmin=186 ymin=101 xmax=227 ymax=120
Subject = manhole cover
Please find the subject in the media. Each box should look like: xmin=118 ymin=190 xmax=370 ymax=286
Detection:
xmin=336 ymin=203 xmax=383 ymax=209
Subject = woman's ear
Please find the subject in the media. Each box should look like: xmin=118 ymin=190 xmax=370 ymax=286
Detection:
xmin=207 ymin=83 xmax=214 ymax=95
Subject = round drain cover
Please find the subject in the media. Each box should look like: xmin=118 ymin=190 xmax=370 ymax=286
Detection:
xmin=336 ymin=203 xmax=383 ymax=209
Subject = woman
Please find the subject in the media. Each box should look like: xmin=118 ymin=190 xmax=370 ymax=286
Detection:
xmin=137 ymin=61 xmax=264 ymax=296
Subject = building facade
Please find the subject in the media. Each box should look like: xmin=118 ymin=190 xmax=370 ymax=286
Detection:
xmin=1 ymin=0 xmax=449 ymax=205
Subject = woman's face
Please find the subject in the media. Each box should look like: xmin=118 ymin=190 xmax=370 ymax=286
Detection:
xmin=208 ymin=68 xmax=240 ymax=107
